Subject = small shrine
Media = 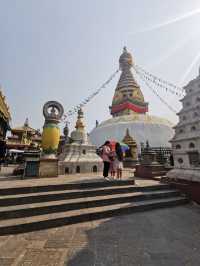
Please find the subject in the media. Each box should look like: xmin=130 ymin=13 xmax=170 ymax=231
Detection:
xmin=135 ymin=141 xmax=168 ymax=178
xmin=122 ymin=128 xmax=138 ymax=167
xmin=6 ymin=118 xmax=41 ymax=150
xmin=59 ymin=109 xmax=103 ymax=174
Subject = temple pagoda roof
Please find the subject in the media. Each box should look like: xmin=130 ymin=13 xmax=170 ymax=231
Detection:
xmin=11 ymin=118 xmax=36 ymax=134
xmin=0 ymin=89 xmax=11 ymax=122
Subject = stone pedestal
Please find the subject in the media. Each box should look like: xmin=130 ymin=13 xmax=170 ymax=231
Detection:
xmin=167 ymin=168 xmax=200 ymax=204
xmin=39 ymin=158 xmax=58 ymax=177
xmin=135 ymin=144 xmax=169 ymax=178
xmin=23 ymin=151 xmax=40 ymax=178
xmin=135 ymin=163 xmax=167 ymax=179
xmin=123 ymin=158 xmax=138 ymax=168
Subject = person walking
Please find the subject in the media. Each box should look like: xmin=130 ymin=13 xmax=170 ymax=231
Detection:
xmin=115 ymin=142 xmax=124 ymax=180
xmin=102 ymin=141 xmax=111 ymax=179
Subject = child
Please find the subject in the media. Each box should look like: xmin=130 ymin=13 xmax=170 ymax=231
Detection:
xmin=109 ymin=150 xmax=116 ymax=178
xmin=115 ymin=143 xmax=124 ymax=180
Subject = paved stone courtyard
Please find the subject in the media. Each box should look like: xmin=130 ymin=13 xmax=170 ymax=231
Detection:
xmin=0 ymin=173 xmax=199 ymax=265
xmin=0 ymin=204 xmax=199 ymax=266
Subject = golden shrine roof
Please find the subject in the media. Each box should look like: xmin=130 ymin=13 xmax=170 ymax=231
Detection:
xmin=11 ymin=125 xmax=36 ymax=133
xmin=123 ymin=128 xmax=136 ymax=144
xmin=0 ymin=89 xmax=11 ymax=121
xmin=11 ymin=118 xmax=37 ymax=133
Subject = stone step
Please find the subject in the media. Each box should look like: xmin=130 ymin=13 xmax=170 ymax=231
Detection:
xmin=0 ymin=189 xmax=180 ymax=220
xmin=151 ymin=171 xmax=167 ymax=176
xmin=0 ymin=179 xmax=136 ymax=196
xmin=0 ymin=184 xmax=171 ymax=207
xmin=0 ymin=196 xmax=189 ymax=236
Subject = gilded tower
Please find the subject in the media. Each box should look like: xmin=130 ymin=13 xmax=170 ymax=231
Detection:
xmin=110 ymin=47 xmax=148 ymax=117
xmin=0 ymin=89 xmax=11 ymax=141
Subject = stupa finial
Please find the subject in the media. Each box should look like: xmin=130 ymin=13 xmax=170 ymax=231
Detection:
xmin=24 ymin=118 xmax=29 ymax=127
xmin=75 ymin=108 xmax=85 ymax=132
xmin=126 ymin=128 xmax=130 ymax=135
xmin=119 ymin=46 xmax=133 ymax=70
xmin=77 ymin=108 xmax=84 ymax=119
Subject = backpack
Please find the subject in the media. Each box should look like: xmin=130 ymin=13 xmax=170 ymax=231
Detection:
xmin=97 ymin=147 xmax=103 ymax=158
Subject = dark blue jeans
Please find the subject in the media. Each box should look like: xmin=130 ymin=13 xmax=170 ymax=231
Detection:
xmin=103 ymin=161 xmax=110 ymax=177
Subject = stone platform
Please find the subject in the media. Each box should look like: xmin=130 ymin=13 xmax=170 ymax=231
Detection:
xmin=0 ymin=204 xmax=199 ymax=265
xmin=0 ymin=174 xmax=170 ymax=194
xmin=0 ymin=174 xmax=197 ymax=265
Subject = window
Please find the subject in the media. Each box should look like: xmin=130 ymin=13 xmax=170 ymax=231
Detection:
xmin=65 ymin=167 xmax=69 ymax=174
xmin=189 ymin=142 xmax=195 ymax=148
xmin=82 ymin=149 xmax=86 ymax=155
xmin=191 ymin=126 xmax=196 ymax=131
xmin=179 ymin=129 xmax=184 ymax=134
xmin=182 ymin=116 xmax=186 ymax=121
xmin=92 ymin=165 xmax=97 ymax=173
xmin=175 ymin=144 xmax=181 ymax=149
xmin=196 ymin=97 xmax=200 ymax=102
xmin=188 ymin=152 xmax=199 ymax=166
xmin=76 ymin=166 xmax=80 ymax=173
xmin=193 ymin=112 xmax=198 ymax=118
xmin=178 ymin=158 xmax=183 ymax=164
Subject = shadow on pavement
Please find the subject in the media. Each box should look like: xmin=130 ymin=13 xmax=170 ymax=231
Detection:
xmin=67 ymin=205 xmax=200 ymax=266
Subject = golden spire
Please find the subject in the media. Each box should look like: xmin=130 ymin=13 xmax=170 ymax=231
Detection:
xmin=123 ymin=128 xmax=137 ymax=145
xmin=75 ymin=108 xmax=85 ymax=132
xmin=110 ymin=47 xmax=148 ymax=117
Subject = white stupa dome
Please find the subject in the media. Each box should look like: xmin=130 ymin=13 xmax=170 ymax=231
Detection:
xmin=89 ymin=113 xmax=174 ymax=149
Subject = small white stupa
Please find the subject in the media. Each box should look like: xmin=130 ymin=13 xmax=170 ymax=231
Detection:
xmin=59 ymin=109 xmax=103 ymax=174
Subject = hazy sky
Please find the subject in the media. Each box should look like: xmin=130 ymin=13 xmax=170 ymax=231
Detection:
xmin=1 ymin=0 xmax=200 ymax=133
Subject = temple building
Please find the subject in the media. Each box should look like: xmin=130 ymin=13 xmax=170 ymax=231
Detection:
xmin=0 ymin=89 xmax=11 ymax=141
xmin=167 ymin=68 xmax=200 ymax=182
xmin=90 ymin=47 xmax=174 ymax=150
xmin=59 ymin=109 xmax=103 ymax=174
xmin=0 ymin=89 xmax=11 ymax=159
xmin=6 ymin=118 xmax=42 ymax=150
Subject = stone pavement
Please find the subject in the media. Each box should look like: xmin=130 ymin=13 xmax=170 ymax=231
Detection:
xmin=0 ymin=204 xmax=199 ymax=266
xmin=0 ymin=172 xmax=159 ymax=189
xmin=0 ymin=174 xmax=199 ymax=265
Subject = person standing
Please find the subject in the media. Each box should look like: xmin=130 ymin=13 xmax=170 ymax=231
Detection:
xmin=115 ymin=142 xmax=124 ymax=180
xmin=102 ymin=141 xmax=111 ymax=179
xmin=109 ymin=149 xmax=116 ymax=179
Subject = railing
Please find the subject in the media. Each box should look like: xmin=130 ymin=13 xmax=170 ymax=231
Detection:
xmin=141 ymin=147 xmax=172 ymax=165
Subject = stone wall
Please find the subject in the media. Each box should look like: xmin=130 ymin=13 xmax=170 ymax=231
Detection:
xmin=59 ymin=161 xmax=103 ymax=175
